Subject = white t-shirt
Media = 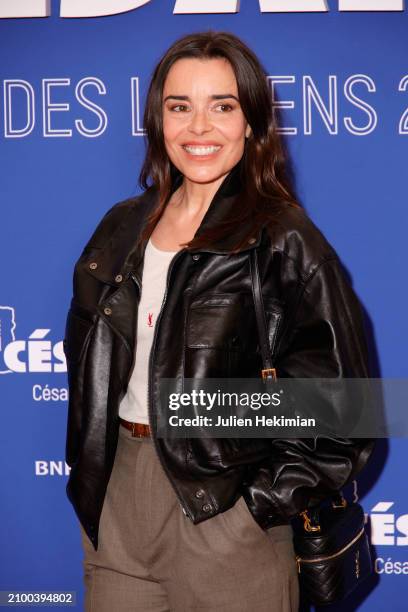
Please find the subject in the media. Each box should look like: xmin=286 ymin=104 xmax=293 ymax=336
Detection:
xmin=118 ymin=237 xmax=178 ymax=424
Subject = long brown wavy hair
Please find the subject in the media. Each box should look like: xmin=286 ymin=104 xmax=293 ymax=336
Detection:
xmin=139 ymin=30 xmax=300 ymax=252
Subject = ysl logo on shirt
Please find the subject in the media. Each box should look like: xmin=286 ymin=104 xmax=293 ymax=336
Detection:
xmin=147 ymin=312 xmax=153 ymax=327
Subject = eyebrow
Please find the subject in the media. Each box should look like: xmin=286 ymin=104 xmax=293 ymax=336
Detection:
xmin=163 ymin=94 xmax=239 ymax=103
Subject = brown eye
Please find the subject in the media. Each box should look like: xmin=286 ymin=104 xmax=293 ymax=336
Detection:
xmin=170 ymin=104 xmax=189 ymax=112
xmin=215 ymin=104 xmax=234 ymax=112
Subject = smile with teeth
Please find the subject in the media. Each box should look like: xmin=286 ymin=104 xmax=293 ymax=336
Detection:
xmin=182 ymin=145 xmax=222 ymax=156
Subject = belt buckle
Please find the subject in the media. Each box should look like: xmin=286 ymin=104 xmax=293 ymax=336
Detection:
xmin=131 ymin=422 xmax=142 ymax=438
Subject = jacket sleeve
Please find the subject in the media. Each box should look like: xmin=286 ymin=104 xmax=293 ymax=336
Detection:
xmin=244 ymin=257 xmax=375 ymax=527
xmin=63 ymin=200 xmax=130 ymax=468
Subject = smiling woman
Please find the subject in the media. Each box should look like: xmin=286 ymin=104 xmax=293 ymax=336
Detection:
xmin=65 ymin=29 xmax=374 ymax=612
xmin=162 ymin=57 xmax=250 ymax=179
xmin=138 ymin=29 xmax=299 ymax=254
xmin=152 ymin=56 xmax=252 ymax=251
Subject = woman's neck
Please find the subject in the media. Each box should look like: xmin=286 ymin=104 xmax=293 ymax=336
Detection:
xmin=170 ymin=172 xmax=227 ymax=215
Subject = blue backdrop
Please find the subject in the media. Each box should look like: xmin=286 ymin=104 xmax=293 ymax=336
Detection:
xmin=1 ymin=1 xmax=407 ymax=610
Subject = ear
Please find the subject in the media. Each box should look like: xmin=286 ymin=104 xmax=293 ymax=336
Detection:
xmin=245 ymin=124 xmax=252 ymax=138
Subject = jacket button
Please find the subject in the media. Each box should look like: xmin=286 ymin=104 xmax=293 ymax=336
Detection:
xmin=104 ymin=307 xmax=112 ymax=316
xmin=195 ymin=489 xmax=205 ymax=499
xmin=89 ymin=262 xmax=98 ymax=270
xmin=192 ymin=254 xmax=200 ymax=261
xmin=248 ymin=237 xmax=256 ymax=245
xmin=202 ymin=503 xmax=212 ymax=512
xmin=115 ymin=274 xmax=123 ymax=283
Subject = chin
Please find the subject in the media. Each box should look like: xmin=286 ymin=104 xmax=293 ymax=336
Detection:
xmin=185 ymin=173 xmax=223 ymax=184
xmin=179 ymin=165 xmax=234 ymax=185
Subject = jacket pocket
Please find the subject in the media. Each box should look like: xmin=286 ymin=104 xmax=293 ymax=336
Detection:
xmin=187 ymin=293 xmax=245 ymax=350
xmin=186 ymin=293 xmax=284 ymax=354
xmin=185 ymin=293 xmax=284 ymax=379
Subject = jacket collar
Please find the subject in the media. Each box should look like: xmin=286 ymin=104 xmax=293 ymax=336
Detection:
xmin=85 ymin=157 xmax=264 ymax=286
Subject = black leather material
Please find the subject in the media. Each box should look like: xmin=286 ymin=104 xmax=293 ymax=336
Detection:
xmin=294 ymin=503 xmax=364 ymax=557
xmin=293 ymin=503 xmax=372 ymax=605
xmin=63 ymin=158 xmax=375 ymax=550
xmin=249 ymin=248 xmax=276 ymax=377
xmin=250 ymin=245 xmax=373 ymax=605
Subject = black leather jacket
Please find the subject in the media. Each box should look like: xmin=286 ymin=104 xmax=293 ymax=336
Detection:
xmin=63 ymin=162 xmax=374 ymax=551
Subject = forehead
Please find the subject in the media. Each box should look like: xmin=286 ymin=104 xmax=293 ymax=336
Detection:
xmin=163 ymin=57 xmax=238 ymax=94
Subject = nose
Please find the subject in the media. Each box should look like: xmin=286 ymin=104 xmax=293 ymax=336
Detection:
xmin=188 ymin=107 xmax=212 ymax=135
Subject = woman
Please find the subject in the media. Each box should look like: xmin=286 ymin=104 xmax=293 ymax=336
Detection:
xmin=63 ymin=31 xmax=374 ymax=611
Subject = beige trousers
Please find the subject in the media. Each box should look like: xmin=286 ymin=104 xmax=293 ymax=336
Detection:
xmin=79 ymin=423 xmax=299 ymax=611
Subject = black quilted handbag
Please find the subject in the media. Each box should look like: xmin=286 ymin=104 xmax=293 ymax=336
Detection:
xmin=291 ymin=494 xmax=372 ymax=605
xmin=249 ymin=249 xmax=373 ymax=606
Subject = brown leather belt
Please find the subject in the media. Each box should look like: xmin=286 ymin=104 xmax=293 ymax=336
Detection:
xmin=119 ymin=417 xmax=151 ymax=438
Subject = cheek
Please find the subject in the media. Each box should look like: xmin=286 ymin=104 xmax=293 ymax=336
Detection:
xmin=219 ymin=117 xmax=247 ymax=142
xmin=163 ymin=112 xmax=190 ymax=138
xmin=163 ymin=116 xmax=180 ymax=144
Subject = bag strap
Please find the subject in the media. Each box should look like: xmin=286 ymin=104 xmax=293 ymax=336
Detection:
xmin=249 ymin=249 xmax=277 ymax=382
xmin=250 ymin=250 xmax=350 ymax=526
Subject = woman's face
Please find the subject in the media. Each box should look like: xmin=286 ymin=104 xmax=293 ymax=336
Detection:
xmin=162 ymin=57 xmax=251 ymax=186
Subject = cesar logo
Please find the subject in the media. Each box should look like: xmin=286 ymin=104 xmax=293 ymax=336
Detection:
xmin=370 ymin=502 xmax=408 ymax=547
xmin=0 ymin=307 xmax=66 ymax=374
